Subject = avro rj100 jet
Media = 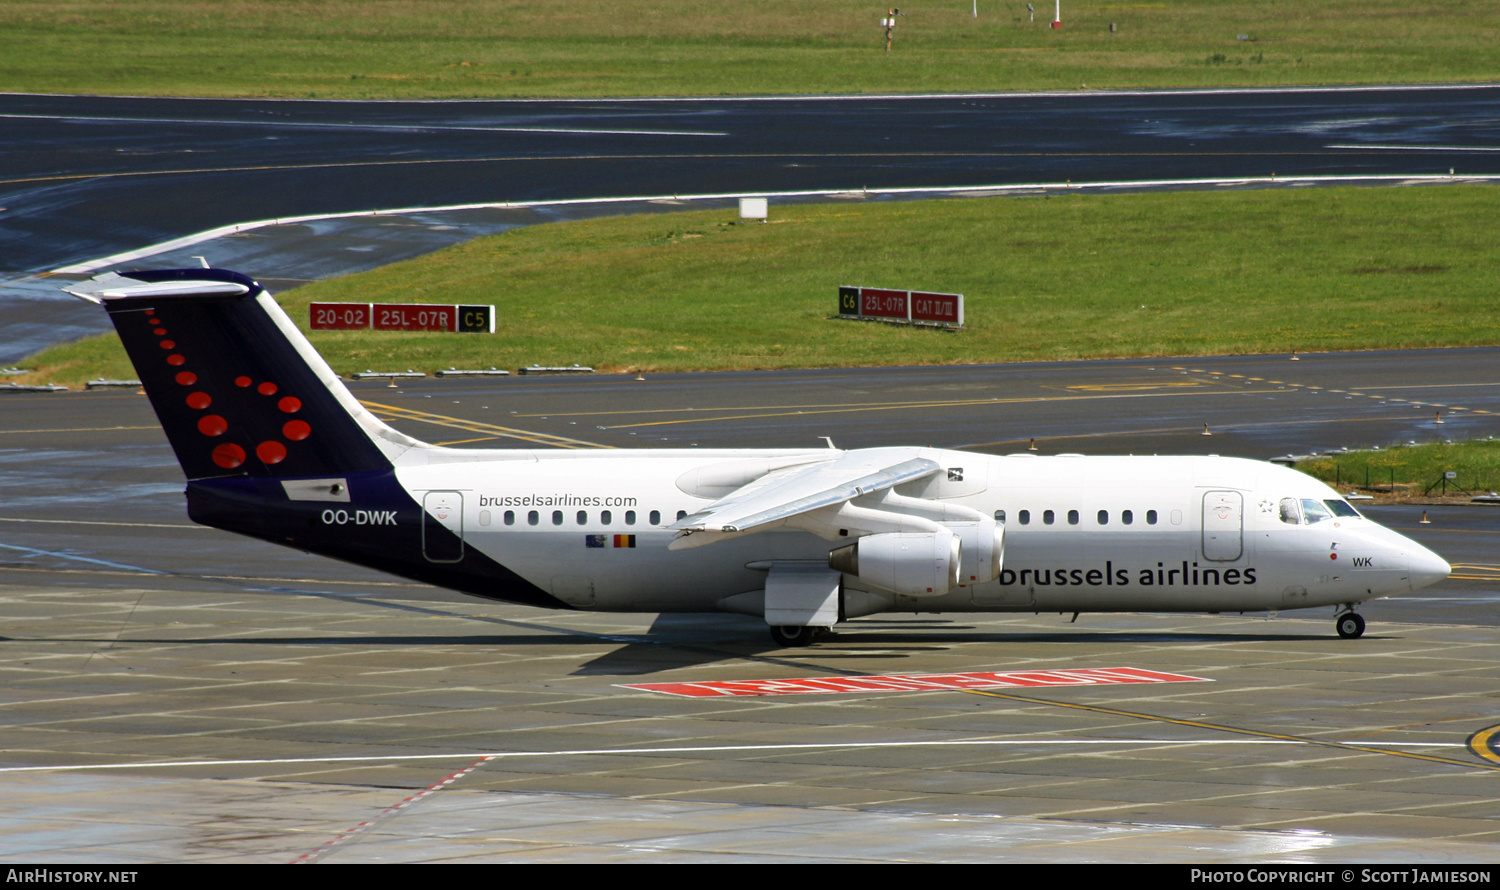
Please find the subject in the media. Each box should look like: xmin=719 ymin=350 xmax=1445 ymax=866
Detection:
xmin=68 ymin=268 xmax=1450 ymax=645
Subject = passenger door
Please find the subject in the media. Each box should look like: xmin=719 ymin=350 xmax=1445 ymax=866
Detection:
xmin=1201 ymin=490 xmax=1243 ymax=561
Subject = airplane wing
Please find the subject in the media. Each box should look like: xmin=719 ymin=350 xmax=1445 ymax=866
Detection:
xmin=669 ymin=448 xmax=941 ymax=547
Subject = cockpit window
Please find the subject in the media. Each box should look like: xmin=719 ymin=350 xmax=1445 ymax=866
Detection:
xmin=1324 ymin=499 xmax=1362 ymax=518
xmin=1278 ymin=498 xmax=1301 ymax=525
xmin=1300 ymin=498 xmax=1333 ymax=524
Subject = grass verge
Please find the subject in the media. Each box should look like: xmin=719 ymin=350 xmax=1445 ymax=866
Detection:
xmin=1298 ymin=441 xmax=1500 ymax=501
xmin=1 ymin=1 xmax=1498 ymax=98
xmin=20 ymin=184 xmax=1500 ymax=388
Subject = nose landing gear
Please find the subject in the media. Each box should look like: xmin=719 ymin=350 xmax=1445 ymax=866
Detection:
xmin=1335 ymin=610 xmax=1366 ymax=639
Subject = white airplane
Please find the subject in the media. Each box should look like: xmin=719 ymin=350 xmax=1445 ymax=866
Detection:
xmin=68 ymin=268 xmax=1452 ymax=646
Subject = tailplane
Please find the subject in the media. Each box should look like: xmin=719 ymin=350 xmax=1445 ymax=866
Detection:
xmin=68 ymin=268 xmax=418 ymax=481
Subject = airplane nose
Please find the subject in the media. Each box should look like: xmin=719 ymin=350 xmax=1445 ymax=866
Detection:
xmin=1407 ymin=546 xmax=1451 ymax=591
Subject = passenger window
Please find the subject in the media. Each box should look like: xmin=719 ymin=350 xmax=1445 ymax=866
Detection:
xmin=1121 ymin=510 xmax=1133 ymax=525
xmin=1325 ymin=499 xmax=1362 ymax=518
xmin=1097 ymin=510 xmax=1108 ymax=526
xmin=576 ymin=510 xmax=587 ymax=525
xmin=1301 ymin=499 xmax=1333 ymax=524
xmin=601 ymin=510 xmax=612 ymax=525
xmin=1146 ymin=510 xmax=1158 ymax=525
xmin=677 ymin=510 xmax=687 ymax=520
xmin=994 ymin=509 xmax=1005 ymax=522
xmin=1043 ymin=510 xmax=1055 ymax=525
xmin=1279 ymin=498 xmax=1302 ymax=525
xmin=478 ymin=510 xmax=491 ymax=527
xmin=552 ymin=510 xmax=563 ymax=526
xmin=528 ymin=510 xmax=539 ymax=526
xmin=1170 ymin=510 xmax=1183 ymax=525
xmin=1068 ymin=510 xmax=1079 ymax=526
xmin=1018 ymin=510 xmax=1030 ymax=526
xmin=504 ymin=510 xmax=515 ymax=526
xmin=650 ymin=510 xmax=661 ymax=525
xmin=625 ymin=510 xmax=636 ymax=525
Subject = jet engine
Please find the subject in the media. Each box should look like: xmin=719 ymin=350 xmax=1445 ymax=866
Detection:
xmin=828 ymin=530 xmax=961 ymax=597
xmin=950 ymin=519 xmax=1005 ymax=586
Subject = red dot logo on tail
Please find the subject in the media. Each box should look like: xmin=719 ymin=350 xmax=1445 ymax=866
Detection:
xmin=212 ymin=443 xmax=245 ymax=469
xmin=257 ymin=441 xmax=287 ymax=464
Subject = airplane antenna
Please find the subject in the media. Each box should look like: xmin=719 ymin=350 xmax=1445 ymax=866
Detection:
xmin=192 ymin=256 xmax=210 ymax=269
xmin=819 ymin=436 xmax=837 ymax=449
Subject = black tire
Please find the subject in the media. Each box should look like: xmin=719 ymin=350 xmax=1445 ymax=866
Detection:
xmin=1336 ymin=612 xmax=1366 ymax=639
xmin=769 ymin=625 xmax=814 ymax=647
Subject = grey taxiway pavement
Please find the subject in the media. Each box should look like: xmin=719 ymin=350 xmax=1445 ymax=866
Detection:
xmin=2 ymin=354 xmax=1498 ymax=862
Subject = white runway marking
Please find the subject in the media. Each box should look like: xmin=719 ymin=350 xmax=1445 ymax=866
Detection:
xmin=0 ymin=540 xmax=168 ymax=574
xmin=1328 ymin=143 xmax=1500 ymax=152
xmin=47 ymin=173 xmax=1500 ymax=275
xmin=0 ymin=112 xmax=726 ymax=139
xmin=0 ymin=738 xmax=1467 ymax=774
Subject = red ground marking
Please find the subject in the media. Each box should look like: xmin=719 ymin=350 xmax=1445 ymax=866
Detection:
xmin=622 ymin=667 xmax=1209 ymax=698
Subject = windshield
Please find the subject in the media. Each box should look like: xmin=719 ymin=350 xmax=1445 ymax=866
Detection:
xmin=1278 ymin=498 xmax=1301 ymax=525
xmin=1301 ymin=498 xmax=1334 ymax=524
xmin=1324 ymin=499 xmax=1362 ymax=518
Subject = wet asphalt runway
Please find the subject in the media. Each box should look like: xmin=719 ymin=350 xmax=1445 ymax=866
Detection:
xmin=6 ymin=86 xmax=1500 ymax=275
xmin=2 ymin=356 xmax=1499 ymax=862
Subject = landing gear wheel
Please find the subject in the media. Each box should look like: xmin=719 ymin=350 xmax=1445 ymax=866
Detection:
xmin=769 ymin=625 xmax=816 ymax=647
xmin=1336 ymin=612 xmax=1366 ymax=639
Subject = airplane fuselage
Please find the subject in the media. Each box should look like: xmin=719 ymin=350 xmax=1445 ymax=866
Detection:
xmin=191 ymin=447 xmax=1443 ymax=619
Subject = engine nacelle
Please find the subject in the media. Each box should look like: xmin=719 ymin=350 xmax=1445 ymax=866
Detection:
xmin=950 ymin=519 xmax=1004 ymax=585
xmin=828 ymin=531 xmax=961 ymax=597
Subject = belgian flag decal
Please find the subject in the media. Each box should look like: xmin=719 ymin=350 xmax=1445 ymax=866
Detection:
xmin=586 ymin=535 xmax=636 ymax=548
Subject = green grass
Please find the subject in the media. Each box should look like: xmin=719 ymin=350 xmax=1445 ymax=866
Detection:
xmin=1299 ymin=441 xmax=1500 ymax=497
xmin=1 ymin=1 xmax=1498 ymax=98
xmin=22 ymin=184 xmax=1500 ymax=388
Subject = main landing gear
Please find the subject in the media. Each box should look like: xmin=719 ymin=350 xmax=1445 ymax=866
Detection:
xmin=1336 ymin=610 xmax=1366 ymax=639
xmin=769 ymin=625 xmax=832 ymax=647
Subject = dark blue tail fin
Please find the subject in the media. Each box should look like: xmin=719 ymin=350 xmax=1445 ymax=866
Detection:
xmin=70 ymin=268 xmax=397 ymax=481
